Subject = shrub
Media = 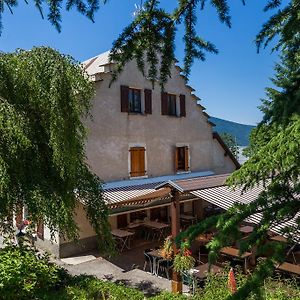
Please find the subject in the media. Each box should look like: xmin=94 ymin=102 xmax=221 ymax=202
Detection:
xmin=65 ymin=275 xmax=145 ymax=299
xmin=0 ymin=246 xmax=63 ymax=300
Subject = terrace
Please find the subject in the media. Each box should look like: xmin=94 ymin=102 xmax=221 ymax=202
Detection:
xmin=101 ymin=173 xmax=300 ymax=293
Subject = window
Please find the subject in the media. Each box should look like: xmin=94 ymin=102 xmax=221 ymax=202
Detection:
xmin=130 ymin=147 xmax=146 ymax=177
xmin=120 ymin=85 xmax=142 ymax=113
xmin=162 ymin=93 xmax=186 ymax=117
xmin=128 ymin=88 xmax=141 ymax=113
xmin=175 ymin=146 xmax=189 ymax=172
xmin=167 ymin=94 xmax=177 ymax=116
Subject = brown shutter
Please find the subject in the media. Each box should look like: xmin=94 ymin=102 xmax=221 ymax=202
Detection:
xmin=184 ymin=146 xmax=189 ymax=171
xmin=161 ymin=92 xmax=168 ymax=115
xmin=175 ymin=147 xmax=179 ymax=172
xmin=144 ymin=89 xmax=152 ymax=114
xmin=37 ymin=220 xmax=44 ymax=240
xmin=180 ymin=94 xmax=186 ymax=117
xmin=130 ymin=147 xmax=146 ymax=177
xmin=139 ymin=148 xmax=146 ymax=176
xmin=120 ymin=85 xmax=129 ymax=112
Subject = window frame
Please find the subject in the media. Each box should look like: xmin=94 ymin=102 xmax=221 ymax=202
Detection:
xmin=175 ymin=145 xmax=190 ymax=173
xmin=167 ymin=93 xmax=177 ymax=116
xmin=128 ymin=88 xmax=142 ymax=114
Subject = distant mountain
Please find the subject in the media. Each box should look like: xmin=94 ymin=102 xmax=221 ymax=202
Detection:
xmin=210 ymin=117 xmax=255 ymax=146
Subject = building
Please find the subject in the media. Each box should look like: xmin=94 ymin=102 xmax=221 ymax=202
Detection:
xmin=37 ymin=51 xmax=240 ymax=257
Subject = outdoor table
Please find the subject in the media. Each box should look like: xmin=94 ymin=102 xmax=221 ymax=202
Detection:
xmin=220 ymin=247 xmax=252 ymax=272
xmin=195 ymin=234 xmax=212 ymax=245
xmin=270 ymin=235 xmax=288 ymax=243
xmin=192 ymin=263 xmax=223 ymax=280
xmin=277 ymin=262 xmax=300 ymax=276
xmin=180 ymin=214 xmax=197 ymax=224
xmin=147 ymin=249 xmax=164 ymax=276
xmin=127 ymin=222 xmax=142 ymax=229
xmin=239 ymin=225 xmax=254 ymax=234
xmin=111 ymin=229 xmax=134 ymax=252
xmin=143 ymin=221 xmax=170 ymax=240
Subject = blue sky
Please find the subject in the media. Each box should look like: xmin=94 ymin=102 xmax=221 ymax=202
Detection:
xmin=1 ymin=0 xmax=280 ymax=125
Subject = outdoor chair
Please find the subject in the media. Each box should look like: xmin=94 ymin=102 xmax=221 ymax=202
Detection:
xmin=182 ymin=270 xmax=197 ymax=295
xmin=156 ymin=259 xmax=172 ymax=279
xmin=143 ymin=248 xmax=154 ymax=273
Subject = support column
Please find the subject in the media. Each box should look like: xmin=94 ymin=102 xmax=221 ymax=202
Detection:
xmin=171 ymin=189 xmax=182 ymax=293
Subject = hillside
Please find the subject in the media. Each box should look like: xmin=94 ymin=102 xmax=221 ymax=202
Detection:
xmin=210 ymin=117 xmax=255 ymax=146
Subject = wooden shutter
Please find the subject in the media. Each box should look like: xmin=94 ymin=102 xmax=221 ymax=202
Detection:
xmin=175 ymin=147 xmax=179 ymax=172
xmin=180 ymin=94 xmax=186 ymax=117
xmin=144 ymin=89 xmax=152 ymax=114
xmin=120 ymin=85 xmax=129 ymax=112
xmin=37 ymin=220 xmax=44 ymax=240
xmin=130 ymin=147 xmax=146 ymax=177
xmin=161 ymin=92 xmax=168 ymax=115
xmin=184 ymin=146 xmax=189 ymax=171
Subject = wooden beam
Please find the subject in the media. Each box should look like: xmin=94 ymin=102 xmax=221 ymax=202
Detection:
xmin=171 ymin=189 xmax=182 ymax=293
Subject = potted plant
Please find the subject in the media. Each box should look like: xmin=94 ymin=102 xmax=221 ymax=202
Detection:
xmin=159 ymin=236 xmax=174 ymax=259
xmin=173 ymin=240 xmax=195 ymax=272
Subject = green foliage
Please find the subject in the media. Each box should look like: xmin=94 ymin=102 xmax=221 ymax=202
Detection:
xmin=219 ymin=133 xmax=238 ymax=158
xmin=1 ymin=246 xmax=299 ymax=300
xmin=65 ymin=275 xmax=145 ymax=300
xmin=0 ymin=246 xmax=64 ymax=300
xmin=177 ymin=7 xmax=300 ymax=298
xmin=1 ymin=1 xmax=297 ymax=86
xmin=0 ymin=47 xmax=114 ymax=252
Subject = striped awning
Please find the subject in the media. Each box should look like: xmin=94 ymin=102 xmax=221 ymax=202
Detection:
xmin=104 ymin=182 xmax=161 ymax=208
xmin=191 ymin=185 xmax=300 ymax=242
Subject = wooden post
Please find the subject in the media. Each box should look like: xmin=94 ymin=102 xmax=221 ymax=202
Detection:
xmin=171 ymin=189 xmax=182 ymax=293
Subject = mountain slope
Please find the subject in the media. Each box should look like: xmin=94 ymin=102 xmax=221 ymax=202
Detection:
xmin=210 ymin=117 xmax=255 ymax=146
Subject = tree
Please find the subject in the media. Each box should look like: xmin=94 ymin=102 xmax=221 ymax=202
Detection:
xmin=176 ymin=7 xmax=300 ymax=299
xmin=1 ymin=1 xmax=296 ymax=85
xmin=219 ymin=132 xmax=238 ymax=158
xmin=0 ymin=47 xmax=114 ymax=252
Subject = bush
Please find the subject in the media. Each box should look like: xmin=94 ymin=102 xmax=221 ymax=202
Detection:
xmin=65 ymin=275 xmax=144 ymax=300
xmin=0 ymin=246 xmax=63 ymax=300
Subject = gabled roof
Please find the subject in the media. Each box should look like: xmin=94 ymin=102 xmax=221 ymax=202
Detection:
xmin=82 ymin=50 xmax=111 ymax=76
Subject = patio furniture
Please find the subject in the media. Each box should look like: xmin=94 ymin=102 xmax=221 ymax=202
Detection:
xmin=239 ymin=225 xmax=254 ymax=234
xmin=277 ymin=262 xmax=300 ymax=276
xmin=147 ymin=249 xmax=164 ymax=276
xmin=111 ymin=229 xmax=134 ymax=252
xmin=182 ymin=269 xmax=198 ymax=295
xmin=220 ymin=247 xmax=252 ymax=273
xmin=180 ymin=214 xmax=197 ymax=229
xmin=143 ymin=248 xmax=154 ymax=273
xmin=192 ymin=262 xmax=223 ymax=281
xmin=270 ymin=235 xmax=288 ymax=243
xmin=143 ymin=221 xmax=170 ymax=241
xmin=156 ymin=258 xmax=172 ymax=279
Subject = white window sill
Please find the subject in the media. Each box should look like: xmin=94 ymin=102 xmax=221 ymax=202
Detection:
xmin=176 ymin=171 xmax=191 ymax=175
xmin=129 ymin=175 xmax=148 ymax=180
